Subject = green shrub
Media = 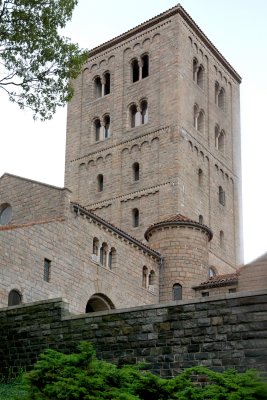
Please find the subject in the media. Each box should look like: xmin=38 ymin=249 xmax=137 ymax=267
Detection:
xmin=21 ymin=342 xmax=267 ymax=400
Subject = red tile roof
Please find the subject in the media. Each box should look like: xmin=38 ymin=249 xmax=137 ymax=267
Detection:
xmin=145 ymin=214 xmax=213 ymax=241
xmin=193 ymin=272 xmax=239 ymax=289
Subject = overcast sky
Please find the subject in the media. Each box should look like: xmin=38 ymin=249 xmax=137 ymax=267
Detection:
xmin=0 ymin=0 xmax=266 ymax=264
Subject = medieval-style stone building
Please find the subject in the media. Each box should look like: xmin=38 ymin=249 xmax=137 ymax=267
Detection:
xmin=0 ymin=4 xmax=265 ymax=314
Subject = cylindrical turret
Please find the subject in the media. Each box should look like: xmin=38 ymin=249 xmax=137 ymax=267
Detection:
xmin=145 ymin=214 xmax=213 ymax=302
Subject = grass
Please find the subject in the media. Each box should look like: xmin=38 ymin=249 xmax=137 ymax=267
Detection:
xmin=0 ymin=374 xmax=28 ymax=400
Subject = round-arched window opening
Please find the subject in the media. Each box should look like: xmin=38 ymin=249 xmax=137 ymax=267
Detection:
xmin=8 ymin=289 xmax=22 ymax=306
xmin=0 ymin=203 xmax=12 ymax=225
xmin=209 ymin=267 xmax=217 ymax=278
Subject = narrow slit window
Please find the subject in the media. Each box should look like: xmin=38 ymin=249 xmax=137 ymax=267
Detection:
xmin=133 ymin=162 xmax=140 ymax=181
xmin=44 ymin=258 xmax=51 ymax=282
xmin=94 ymin=77 xmax=102 ymax=98
xmin=132 ymin=208 xmax=139 ymax=227
xmin=97 ymin=174 xmax=104 ymax=192
xmin=95 ymin=119 xmax=101 ymax=141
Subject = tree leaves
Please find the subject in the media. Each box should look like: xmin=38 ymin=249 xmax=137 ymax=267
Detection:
xmin=0 ymin=0 xmax=87 ymax=120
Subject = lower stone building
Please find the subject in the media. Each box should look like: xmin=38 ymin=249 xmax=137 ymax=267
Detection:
xmin=0 ymin=173 xmax=266 ymax=314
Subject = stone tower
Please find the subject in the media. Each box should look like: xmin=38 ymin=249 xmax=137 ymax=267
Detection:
xmin=145 ymin=214 xmax=213 ymax=301
xmin=64 ymin=4 xmax=243 ymax=274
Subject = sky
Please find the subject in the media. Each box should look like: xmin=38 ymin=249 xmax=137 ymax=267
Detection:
xmin=0 ymin=0 xmax=266 ymax=264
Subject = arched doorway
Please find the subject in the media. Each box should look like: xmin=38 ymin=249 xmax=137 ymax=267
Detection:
xmin=85 ymin=293 xmax=115 ymax=313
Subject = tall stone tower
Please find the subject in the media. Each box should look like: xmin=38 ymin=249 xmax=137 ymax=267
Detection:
xmin=64 ymin=4 xmax=243 ymax=274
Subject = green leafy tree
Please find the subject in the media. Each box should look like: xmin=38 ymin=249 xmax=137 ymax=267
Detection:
xmin=22 ymin=342 xmax=267 ymax=400
xmin=0 ymin=0 xmax=88 ymax=120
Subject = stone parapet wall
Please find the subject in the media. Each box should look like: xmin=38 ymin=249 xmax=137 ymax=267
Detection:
xmin=0 ymin=291 xmax=266 ymax=378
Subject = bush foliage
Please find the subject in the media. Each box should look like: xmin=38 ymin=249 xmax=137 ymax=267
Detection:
xmin=17 ymin=342 xmax=267 ymax=399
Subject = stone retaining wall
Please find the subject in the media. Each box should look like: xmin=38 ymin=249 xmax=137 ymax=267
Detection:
xmin=0 ymin=290 xmax=266 ymax=378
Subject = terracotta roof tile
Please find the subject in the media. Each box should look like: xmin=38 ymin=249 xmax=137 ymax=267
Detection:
xmin=145 ymin=213 xmax=213 ymax=241
xmin=194 ymin=272 xmax=239 ymax=289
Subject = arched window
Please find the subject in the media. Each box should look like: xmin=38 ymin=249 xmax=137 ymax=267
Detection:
xmin=209 ymin=267 xmax=217 ymax=278
xmin=193 ymin=58 xmax=204 ymax=89
xmin=215 ymin=81 xmax=220 ymax=104
xmin=199 ymin=215 xmax=203 ymax=224
xmin=108 ymin=247 xmax=116 ymax=269
xmin=142 ymin=266 xmax=148 ymax=288
xmin=94 ymin=119 xmax=101 ymax=141
xmin=215 ymin=124 xmax=220 ymax=149
xmin=132 ymin=208 xmax=139 ymax=227
xmin=218 ymin=130 xmax=225 ymax=152
xmin=220 ymin=230 xmax=224 ymax=248
xmin=198 ymin=168 xmax=203 ymax=186
xmin=104 ymin=72 xmax=110 ymax=95
xmin=93 ymin=237 xmax=99 ymax=255
xmin=196 ymin=64 xmax=204 ymax=88
xmin=193 ymin=58 xmax=198 ymax=81
xmin=8 ymin=290 xmax=22 ymax=306
xmin=141 ymin=54 xmax=149 ymax=78
xmin=131 ymin=59 xmax=139 ymax=82
xmin=100 ymin=242 xmax=108 ymax=266
xmin=140 ymin=100 xmax=148 ymax=124
xmin=219 ymin=186 xmax=225 ymax=206
xmin=103 ymin=115 xmax=110 ymax=139
xmin=97 ymin=174 xmax=104 ymax=192
xmin=133 ymin=162 xmax=140 ymax=181
xmin=129 ymin=104 xmax=138 ymax=128
xmin=218 ymin=87 xmax=225 ymax=109
xmin=193 ymin=104 xmax=199 ymax=129
xmin=148 ymin=270 xmax=155 ymax=286
xmin=172 ymin=283 xmax=182 ymax=301
xmin=197 ymin=110 xmax=204 ymax=133
xmin=94 ymin=76 xmax=102 ymax=98
xmin=0 ymin=203 xmax=12 ymax=225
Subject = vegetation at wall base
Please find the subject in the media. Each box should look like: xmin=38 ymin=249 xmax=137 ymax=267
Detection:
xmin=1 ymin=342 xmax=267 ymax=399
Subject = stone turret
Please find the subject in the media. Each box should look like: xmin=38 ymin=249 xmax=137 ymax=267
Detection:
xmin=145 ymin=214 xmax=213 ymax=302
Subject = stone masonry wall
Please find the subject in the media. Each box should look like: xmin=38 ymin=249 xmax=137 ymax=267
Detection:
xmin=0 ymin=291 xmax=266 ymax=378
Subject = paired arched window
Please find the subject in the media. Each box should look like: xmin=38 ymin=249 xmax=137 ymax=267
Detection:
xmin=131 ymin=54 xmax=149 ymax=83
xmin=129 ymin=100 xmax=148 ymax=128
xmin=142 ymin=266 xmax=148 ymax=288
xmin=193 ymin=58 xmax=204 ymax=89
xmin=93 ymin=115 xmax=111 ymax=142
xmin=94 ymin=72 xmax=111 ymax=98
xmin=8 ymin=289 xmax=22 ymax=306
xmin=172 ymin=283 xmax=182 ymax=301
xmin=97 ymin=174 xmax=104 ymax=192
xmin=193 ymin=104 xmax=205 ymax=134
xmin=94 ymin=76 xmax=102 ymax=98
xmin=142 ymin=267 xmax=155 ymax=290
xmin=108 ymin=247 xmax=116 ymax=269
xmin=103 ymin=115 xmax=110 ymax=139
xmin=132 ymin=162 xmax=140 ymax=181
xmin=132 ymin=208 xmax=139 ymax=227
xmin=94 ymin=119 xmax=101 ymax=141
xmin=219 ymin=186 xmax=225 ymax=206
xmin=215 ymin=125 xmax=225 ymax=152
xmin=100 ymin=242 xmax=108 ymax=266
xmin=93 ymin=237 xmax=99 ymax=255
xmin=215 ymin=81 xmax=225 ymax=109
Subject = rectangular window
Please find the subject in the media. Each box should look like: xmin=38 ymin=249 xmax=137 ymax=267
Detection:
xmin=202 ymin=291 xmax=209 ymax=297
xmin=229 ymin=288 xmax=236 ymax=293
xmin=43 ymin=258 xmax=51 ymax=282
